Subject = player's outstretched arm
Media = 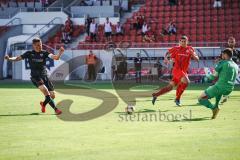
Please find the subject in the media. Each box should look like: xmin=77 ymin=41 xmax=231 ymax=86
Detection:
xmin=206 ymin=71 xmax=218 ymax=80
xmin=4 ymin=55 xmax=23 ymax=62
xmin=49 ymin=47 xmax=65 ymax=60
xmin=191 ymin=51 xmax=199 ymax=62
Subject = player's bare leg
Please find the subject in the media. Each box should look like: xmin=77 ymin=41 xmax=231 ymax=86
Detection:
xmin=49 ymin=91 xmax=55 ymax=99
xmin=39 ymin=85 xmax=61 ymax=115
xmin=198 ymin=92 xmax=220 ymax=119
xmin=152 ymin=81 xmax=176 ymax=105
xmin=39 ymin=85 xmax=50 ymax=113
xmin=175 ymin=76 xmax=190 ymax=106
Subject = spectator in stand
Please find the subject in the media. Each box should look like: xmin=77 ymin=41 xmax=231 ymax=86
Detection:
xmin=178 ymin=0 xmax=183 ymax=5
xmin=65 ymin=17 xmax=73 ymax=31
xmin=64 ymin=22 xmax=72 ymax=37
xmin=160 ymin=24 xmax=169 ymax=36
xmin=138 ymin=15 xmax=145 ymax=30
xmin=85 ymin=15 xmax=92 ymax=36
xmin=61 ymin=26 xmax=71 ymax=44
xmin=0 ymin=3 xmax=3 ymax=11
xmin=115 ymin=22 xmax=124 ymax=36
xmin=89 ymin=19 xmax=97 ymax=42
xmin=80 ymin=0 xmax=88 ymax=6
xmin=133 ymin=16 xmax=139 ymax=31
xmin=141 ymin=21 xmax=149 ymax=36
xmin=104 ymin=17 xmax=113 ymax=42
xmin=167 ymin=21 xmax=177 ymax=35
xmin=169 ymin=0 xmax=177 ymax=6
xmin=41 ymin=0 xmax=49 ymax=8
xmin=143 ymin=27 xmax=156 ymax=42
xmin=213 ymin=0 xmax=222 ymax=8
xmin=65 ymin=17 xmax=73 ymax=26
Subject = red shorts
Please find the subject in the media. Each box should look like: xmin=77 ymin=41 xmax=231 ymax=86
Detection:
xmin=172 ymin=69 xmax=188 ymax=84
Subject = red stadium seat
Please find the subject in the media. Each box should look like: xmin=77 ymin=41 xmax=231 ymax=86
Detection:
xmin=76 ymin=0 xmax=240 ymax=47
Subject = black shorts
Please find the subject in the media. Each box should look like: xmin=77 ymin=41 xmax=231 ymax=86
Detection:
xmin=31 ymin=76 xmax=54 ymax=91
xmin=105 ymin=32 xmax=112 ymax=37
xmin=90 ymin=33 xmax=96 ymax=37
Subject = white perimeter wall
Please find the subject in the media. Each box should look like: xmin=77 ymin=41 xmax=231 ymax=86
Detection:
xmin=0 ymin=12 xmax=68 ymax=25
xmin=22 ymin=25 xmax=55 ymax=34
xmin=10 ymin=48 xmax=222 ymax=81
xmin=0 ymin=11 xmax=118 ymax=26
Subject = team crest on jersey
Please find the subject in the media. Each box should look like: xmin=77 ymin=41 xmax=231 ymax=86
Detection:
xmin=40 ymin=54 xmax=43 ymax=57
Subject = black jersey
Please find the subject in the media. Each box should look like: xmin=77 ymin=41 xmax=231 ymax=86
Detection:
xmin=134 ymin=57 xmax=142 ymax=71
xmin=219 ymin=48 xmax=240 ymax=64
xmin=20 ymin=50 xmax=51 ymax=77
xmin=232 ymin=49 xmax=240 ymax=64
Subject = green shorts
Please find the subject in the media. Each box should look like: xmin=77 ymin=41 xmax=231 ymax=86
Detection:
xmin=205 ymin=85 xmax=232 ymax=98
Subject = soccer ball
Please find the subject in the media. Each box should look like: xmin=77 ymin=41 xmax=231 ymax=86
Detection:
xmin=125 ymin=105 xmax=135 ymax=114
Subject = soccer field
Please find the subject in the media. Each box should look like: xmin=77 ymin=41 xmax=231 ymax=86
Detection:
xmin=0 ymin=82 xmax=240 ymax=160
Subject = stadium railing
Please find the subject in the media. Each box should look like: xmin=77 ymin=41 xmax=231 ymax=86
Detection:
xmin=42 ymin=42 xmax=227 ymax=51
xmin=0 ymin=7 xmax=63 ymax=19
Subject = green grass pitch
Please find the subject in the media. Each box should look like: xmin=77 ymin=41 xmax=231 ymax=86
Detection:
xmin=0 ymin=82 xmax=240 ymax=160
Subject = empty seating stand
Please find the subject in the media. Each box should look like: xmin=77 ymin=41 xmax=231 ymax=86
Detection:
xmin=45 ymin=25 xmax=85 ymax=49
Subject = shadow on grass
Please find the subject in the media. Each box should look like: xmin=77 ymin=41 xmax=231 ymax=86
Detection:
xmin=171 ymin=117 xmax=211 ymax=122
xmin=181 ymin=103 xmax=201 ymax=107
xmin=115 ymin=109 xmax=170 ymax=114
xmin=0 ymin=112 xmax=55 ymax=117
xmin=134 ymin=98 xmax=176 ymax=102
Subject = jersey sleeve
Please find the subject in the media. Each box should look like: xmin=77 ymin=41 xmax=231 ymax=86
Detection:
xmin=168 ymin=46 xmax=177 ymax=59
xmin=215 ymin=61 xmax=223 ymax=73
xmin=43 ymin=51 xmax=51 ymax=58
xmin=189 ymin=46 xmax=195 ymax=54
xmin=20 ymin=51 xmax=30 ymax=59
xmin=134 ymin=58 xmax=137 ymax=63
xmin=237 ymin=50 xmax=240 ymax=61
xmin=189 ymin=46 xmax=195 ymax=51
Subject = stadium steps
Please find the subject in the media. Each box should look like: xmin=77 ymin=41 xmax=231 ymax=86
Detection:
xmin=120 ymin=4 xmax=144 ymax=24
xmin=0 ymin=25 xmax=23 ymax=79
xmin=48 ymin=0 xmax=74 ymax=9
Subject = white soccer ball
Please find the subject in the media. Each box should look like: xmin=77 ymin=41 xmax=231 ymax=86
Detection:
xmin=125 ymin=105 xmax=135 ymax=114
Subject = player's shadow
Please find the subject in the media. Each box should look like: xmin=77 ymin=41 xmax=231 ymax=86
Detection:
xmin=171 ymin=117 xmax=210 ymax=122
xmin=181 ymin=103 xmax=201 ymax=107
xmin=0 ymin=113 xmax=55 ymax=117
xmin=131 ymin=98 xmax=175 ymax=102
xmin=115 ymin=109 xmax=170 ymax=114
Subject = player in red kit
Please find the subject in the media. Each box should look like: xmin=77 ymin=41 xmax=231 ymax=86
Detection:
xmin=152 ymin=36 xmax=199 ymax=106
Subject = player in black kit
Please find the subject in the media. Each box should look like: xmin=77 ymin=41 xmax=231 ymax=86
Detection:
xmin=5 ymin=38 xmax=64 ymax=115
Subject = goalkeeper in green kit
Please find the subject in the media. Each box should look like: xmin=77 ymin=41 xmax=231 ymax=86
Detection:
xmin=198 ymin=48 xmax=239 ymax=119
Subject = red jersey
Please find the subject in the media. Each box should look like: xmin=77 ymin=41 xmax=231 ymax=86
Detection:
xmin=168 ymin=45 xmax=194 ymax=73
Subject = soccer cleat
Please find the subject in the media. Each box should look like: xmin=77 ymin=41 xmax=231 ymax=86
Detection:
xmin=175 ymin=99 xmax=182 ymax=107
xmin=40 ymin=101 xmax=46 ymax=113
xmin=55 ymin=109 xmax=62 ymax=115
xmin=152 ymin=94 xmax=157 ymax=105
xmin=212 ymin=107 xmax=220 ymax=119
xmin=220 ymin=96 xmax=228 ymax=104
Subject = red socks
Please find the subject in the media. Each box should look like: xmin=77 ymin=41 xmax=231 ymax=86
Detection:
xmin=153 ymin=85 xmax=173 ymax=97
xmin=152 ymin=82 xmax=188 ymax=99
xmin=176 ymin=82 xmax=188 ymax=100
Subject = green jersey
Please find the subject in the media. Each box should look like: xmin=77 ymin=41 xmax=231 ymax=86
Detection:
xmin=215 ymin=60 xmax=239 ymax=91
